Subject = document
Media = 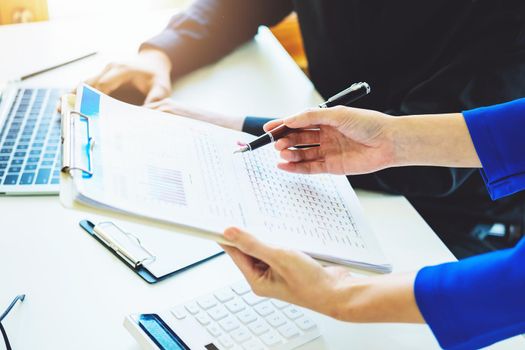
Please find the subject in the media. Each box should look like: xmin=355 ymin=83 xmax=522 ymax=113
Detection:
xmin=64 ymin=86 xmax=391 ymax=273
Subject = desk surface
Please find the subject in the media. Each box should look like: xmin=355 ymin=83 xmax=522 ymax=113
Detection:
xmin=1 ymin=12 xmax=524 ymax=350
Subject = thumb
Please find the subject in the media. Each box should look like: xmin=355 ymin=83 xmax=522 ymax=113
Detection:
xmin=224 ymin=227 xmax=278 ymax=266
xmin=144 ymin=83 xmax=170 ymax=105
xmin=284 ymin=107 xmax=342 ymax=129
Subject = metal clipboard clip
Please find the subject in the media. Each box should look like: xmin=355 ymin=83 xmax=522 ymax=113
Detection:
xmin=61 ymin=110 xmax=95 ymax=178
xmin=93 ymin=221 xmax=157 ymax=269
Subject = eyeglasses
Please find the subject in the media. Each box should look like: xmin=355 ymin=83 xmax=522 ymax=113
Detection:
xmin=0 ymin=295 xmax=25 ymax=350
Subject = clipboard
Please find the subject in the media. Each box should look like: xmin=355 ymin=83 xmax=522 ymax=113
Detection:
xmin=59 ymin=85 xmax=392 ymax=274
xmin=79 ymin=219 xmax=223 ymax=284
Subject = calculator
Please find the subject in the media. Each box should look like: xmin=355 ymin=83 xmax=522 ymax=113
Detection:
xmin=124 ymin=280 xmax=321 ymax=350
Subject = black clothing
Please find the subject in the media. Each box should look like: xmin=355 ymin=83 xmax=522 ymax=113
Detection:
xmin=143 ymin=0 xmax=525 ymax=256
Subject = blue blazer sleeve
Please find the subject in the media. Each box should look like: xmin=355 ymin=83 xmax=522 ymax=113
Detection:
xmin=415 ymin=238 xmax=525 ymax=350
xmin=463 ymin=98 xmax=525 ymax=200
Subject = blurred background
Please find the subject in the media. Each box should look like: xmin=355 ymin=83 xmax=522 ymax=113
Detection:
xmin=1 ymin=0 xmax=190 ymax=23
xmin=0 ymin=0 xmax=307 ymax=73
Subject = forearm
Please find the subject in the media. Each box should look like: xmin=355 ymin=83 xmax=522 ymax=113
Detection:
xmin=391 ymin=113 xmax=481 ymax=168
xmin=333 ymin=272 xmax=424 ymax=323
xmin=141 ymin=0 xmax=293 ymax=81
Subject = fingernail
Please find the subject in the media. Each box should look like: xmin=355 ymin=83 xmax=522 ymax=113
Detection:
xmin=224 ymin=228 xmax=238 ymax=240
xmin=284 ymin=117 xmax=295 ymax=125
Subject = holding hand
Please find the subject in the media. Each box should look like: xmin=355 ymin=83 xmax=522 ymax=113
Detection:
xmin=220 ymin=227 xmax=354 ymax=320
xmin=221 ymin=227 xmax=423 ymax=323
xmin=85 ymin=48 xmax=172 ymax=105
xmin=265 ymin=106 xmax=397 ymax=175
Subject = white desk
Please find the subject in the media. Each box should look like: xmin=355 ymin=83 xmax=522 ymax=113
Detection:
xmin=1 ymin=13 xmax=524 ymax=350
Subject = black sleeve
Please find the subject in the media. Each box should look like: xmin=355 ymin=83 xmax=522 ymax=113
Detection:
xmin=141 ymin=0 xmax=294 ymax=81
xmin=242 ymin=116 xmax=274 ymax=136
xmin=349 ymin=167 xmax=476 ymax=198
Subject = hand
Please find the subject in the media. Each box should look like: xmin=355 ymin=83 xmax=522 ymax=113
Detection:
xmin=145 ymin=98 xmax=244 ymax=131
xmin=85 ymin=48 xmax=172 ymax=105
xmin=221 ymin=227 xmax=424 ymax=323
xmin=220 ymin=227 xmax=355 ymax=319
xmin=264 ymin=106 xmax=396 ymax=175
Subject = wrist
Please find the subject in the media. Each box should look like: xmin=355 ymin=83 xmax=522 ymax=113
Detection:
xmin=139 ymin=47 xmax=172 ymax=76
xmin=329 ymin=272 xmax=424 ymax=323
xmin=388 ymin=116 xmax=414 ymax=168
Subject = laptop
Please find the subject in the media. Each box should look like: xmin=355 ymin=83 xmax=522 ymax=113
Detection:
xmin=0 ymin=82 xmax=65 ymax=195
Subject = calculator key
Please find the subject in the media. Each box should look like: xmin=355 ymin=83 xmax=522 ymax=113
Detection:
xmin=43 ymin=153 xmax=55 ymax=159
xmin=231 ymin=281 xmax=251 ymax=295
xmin=14 ymin=152 xmax=26 ymax=157
xmin=230 ymin=327 xmax=251 ymax=343
xmin=224 ymin=298 xmax=245 ymax=314
xmin=0 ymin=171 xmax=4 ymax=178
xmin=0 ymin=163 xmax=6 ymax=169
xmin=265 ymin=312 xmax=286 ymax=327
xmin=259 ymin=330 xmax=282 ymax=347
xmin=253 ymin=301 xmax=275 ymax=317
xmin=195 ymin=313 xmax=211 ymax=325
xmin=218 ymin=334 xmax=235 ymax=349
xmin=295 ymin=316 xmax=316 ymax=331
xmin=270 ymin=299 xmax=288 ymax=309
xmin=24 ymin=164 xmax=37 ymax=171
xmin=20 ymin=173 xmax=35 ymax=185
xmin=3 ymin=175 xmax=18 ymax=185
xmin=242 ymin=292 xmax=266 ymax=306
xmin=283 ymin=306 xmax=303 ymax=320
xmin=241 ymin=338 xmax=265 ymax=350
xmin=27 ymin=157 xmax=39 ymax=163
xmin=277 ymin=323 xmax=300 ymax=339
xmin=206 ymin=323 xmax=222 ymax=337
xmin=29 ymin=150 xmax=41 ymax=156
xmin=236 ymin=309 xmax=258 ymax=325
xmin=247 ymin=319 xmax=270 ymax=335
xmin=35 ymin=168 xmax=51 ymax=184
xmin=184 ymin=301 xmax=200 ymax=315
xmin=218 ymin=316 xmax=240 ymax=332
xmin=207 ymin=305 xmax=228 ymax=321
xmin=51 ymin=178 xmax=60 ymax=185
xmin=11 ymin=159 xmax=23 ymax=165
xmin=41 ymin=160 xmax=53 ymax=166
xmin=197 ymin=296 xmax=217 ymax=310
xmin=214 ymin=288 xmax=235 ymax=303
xmin=170 ymin=307 xmax=186 ymax=320
xmin=8 ymin=166 xmax=21 ymax=173
xmin=0 ymin=156 xmax=9 ymax=162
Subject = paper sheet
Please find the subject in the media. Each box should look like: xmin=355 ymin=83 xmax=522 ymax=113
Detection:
xmin=69 ymin=88 xmax=391 ymax=272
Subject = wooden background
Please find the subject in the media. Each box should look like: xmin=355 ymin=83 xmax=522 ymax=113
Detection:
xmin=0 ymin=0 xmax=49 ymax=25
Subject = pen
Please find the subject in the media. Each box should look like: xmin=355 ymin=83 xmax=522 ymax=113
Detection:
xmin=234 ymin=82 xmax=371 ymax=154
xmin=20 ymin=51 xmax=98 ymax=81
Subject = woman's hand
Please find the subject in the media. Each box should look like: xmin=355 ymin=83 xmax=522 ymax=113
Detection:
xmin=221 ymin=227 xmax=424 ymax=323
xmin=267 ymin=107 xmax=481 ymax=174
xmin=85 ymin=48 xmax=172 ymax=105
xmin=220 ymin=227 xmax=355 ymax=319
xmin=264 ymin=106 xmax=397 ymax=175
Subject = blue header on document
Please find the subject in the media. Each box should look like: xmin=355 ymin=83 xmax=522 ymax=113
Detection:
xmin=80 ymin=85 xmax=100 ymax=117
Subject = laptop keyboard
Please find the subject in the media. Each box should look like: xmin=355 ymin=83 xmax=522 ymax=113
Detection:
xmin=0 ymin=88 xmax=64 ymax=188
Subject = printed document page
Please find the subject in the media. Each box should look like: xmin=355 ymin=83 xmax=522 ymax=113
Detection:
xmin=71 ymin=91 xmax=391 ymax=271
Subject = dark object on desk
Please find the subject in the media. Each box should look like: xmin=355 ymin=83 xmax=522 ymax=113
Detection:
xmin=20 ymin=51 xmax=97 ymax=81
xmin=110 ymin=82 xmax=147 ymax=106
xmin=0 ymin=294 xmax=25 ymax=350
xmin=79 ymin=220 xmax=223 ymax=284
